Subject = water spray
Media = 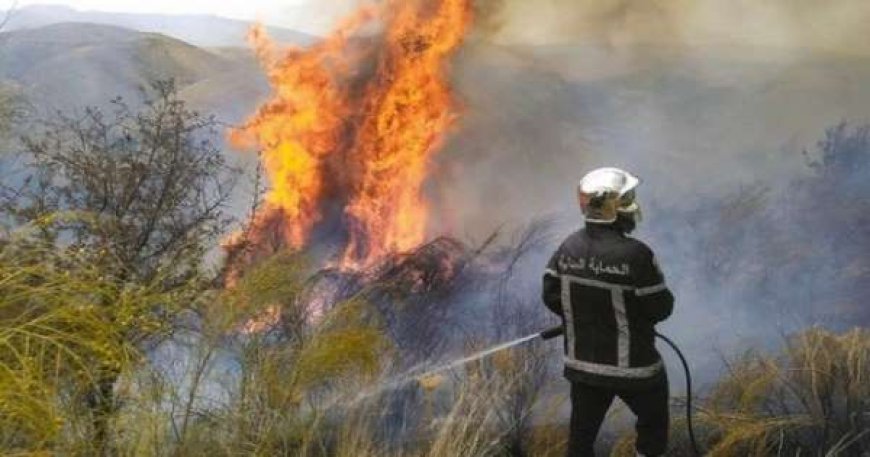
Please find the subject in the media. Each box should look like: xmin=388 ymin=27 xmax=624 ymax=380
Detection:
xmin=410 ymin=326 xmax=572 ymax=395
xmin=341 ymin=325 xmax=701 ymax=456
xmin=333 ymin=330 xmax=553 ymax=408
xmin=412 ymin=332 xmax=545 ymax=389
xmin=411 ymin=326 xmax=567 ymax=389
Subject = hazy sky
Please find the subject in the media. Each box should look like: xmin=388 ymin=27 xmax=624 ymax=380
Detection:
xmin=2 ymin=0 xmax=356 ymax=33
xmin=496 ymin=0 xmax=870 ymax=54
xmin=4 ymin=0 xmax=870 ymax=53
xmin=6 ymin=0 xmax=302 ymax=19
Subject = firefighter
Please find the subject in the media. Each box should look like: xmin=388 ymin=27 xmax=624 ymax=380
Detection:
xmin=542 ymin=167 xmax=674 ymax=457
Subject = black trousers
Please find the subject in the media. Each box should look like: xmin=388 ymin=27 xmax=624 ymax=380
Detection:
xmin=566 ymin=371 xmax=669 ymax=456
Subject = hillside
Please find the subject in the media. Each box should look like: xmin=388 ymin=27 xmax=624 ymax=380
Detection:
xmin=0 ymin=22 xmax=268 ymax=120
xmin=0 ymin=4 xmax=315 ymax=48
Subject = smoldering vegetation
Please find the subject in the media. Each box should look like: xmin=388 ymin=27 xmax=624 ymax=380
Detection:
xmin=432 ymin=38 xmax=870 ymax=390
xmin=656 ymin=122 xmax=870 ymax=330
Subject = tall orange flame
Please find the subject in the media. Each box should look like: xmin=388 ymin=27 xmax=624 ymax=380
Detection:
xmin=342 ymin=0 xmax=472 ymax=268
xmin=230 ymin=0 xmax=473 ymax=269
xmin=230 ymin=9 xmax=375 ymax=249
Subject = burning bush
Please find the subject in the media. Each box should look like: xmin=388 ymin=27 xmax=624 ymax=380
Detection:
xmin=227 ymin=0 xmax=474 ymax=270
xmin=140 ymin=214 xmax=559 ymax=456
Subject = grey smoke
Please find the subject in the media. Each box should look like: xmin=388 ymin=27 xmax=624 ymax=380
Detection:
xmin=422 ymin=0 xmax=870 ymax=389
xmin=478 ymin=0 xmax=870 ymax=55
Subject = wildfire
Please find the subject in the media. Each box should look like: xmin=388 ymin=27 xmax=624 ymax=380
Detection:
xmin=230 ymin=0 xmax=473 ymax=270
xmin=229 ymin=10 xmax=373 ymax=250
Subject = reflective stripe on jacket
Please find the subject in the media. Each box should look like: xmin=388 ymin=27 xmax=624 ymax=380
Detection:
xmin=542 ymin=222 xmax=674 ymax=387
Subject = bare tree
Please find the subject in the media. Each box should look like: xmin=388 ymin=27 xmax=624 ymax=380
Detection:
xmin=6 ymin=80 xmax=239 ymax=284
xmin=1 ymin=79 xmax=240 ymax=454
xmin=0 ymin=1 xmax=20 ymax=140
xmin=0 ymin=1 xmax=15 ymax=32
xmin=0 ymin=86 xmax=18 ymax=140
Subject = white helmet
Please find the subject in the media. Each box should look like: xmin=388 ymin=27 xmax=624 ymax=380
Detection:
xmin=577 ymin=167 xmax=641 ymax=223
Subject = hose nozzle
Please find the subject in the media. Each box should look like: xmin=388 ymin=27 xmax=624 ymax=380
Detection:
xmin=539 ymin=326 xmax=564 ymax=340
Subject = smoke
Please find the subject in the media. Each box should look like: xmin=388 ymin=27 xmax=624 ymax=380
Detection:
xmin=478 ymin=0 xmax=870 ymax=55
xmin=246 ymin=0 xmax=870 ymax=389
xmin=274 ymin=0 xmax=870 ymax=55
xmin=424 ymin=0 xmax=870 ymax=390
xmin=476 ymin=0 xmax=689 ymax=48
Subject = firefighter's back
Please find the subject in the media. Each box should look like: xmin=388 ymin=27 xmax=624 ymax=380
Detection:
xmin=548 ymin=222 xmax=673 ymax=388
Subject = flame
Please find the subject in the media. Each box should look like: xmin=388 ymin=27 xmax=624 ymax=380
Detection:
xmin=230 ymin=0 xmax=473 ymax=271
xmin=230 ymin=10 xmax=374 ymax=249
xmin=341 ymin=0 xmax=473 ymax=268
xmin=240 ymin=305 xmax=282 ymax=334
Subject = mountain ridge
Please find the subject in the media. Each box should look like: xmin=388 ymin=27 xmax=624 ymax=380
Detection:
xmin=0 ymin=4 xmax=315 ymax=48
xmin=0 ymin=22 xmax=257 ymax=113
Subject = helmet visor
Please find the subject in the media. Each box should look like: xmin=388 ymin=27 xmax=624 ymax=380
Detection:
xmin=618 ymin=189 xmax=636 ymax=210
xmin=617 ymin=189 xmax=642 ymax=222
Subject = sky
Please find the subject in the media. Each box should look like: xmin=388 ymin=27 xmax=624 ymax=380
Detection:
xmin=1 ymin=0 xmax=357 ymax=34
xmin=3 ymin=0 xmax=870 ymax=53
xmin=5 ymin=0 xmax=308 ymax=20
xmin=487 ymin=0 xmax=870 ymax=53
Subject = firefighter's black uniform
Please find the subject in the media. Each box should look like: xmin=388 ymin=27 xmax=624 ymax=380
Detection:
xmin=542 ymin=221 xmax=674 ymax=457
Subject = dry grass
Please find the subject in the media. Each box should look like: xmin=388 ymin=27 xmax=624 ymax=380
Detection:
xmin=602 ymin=328 xmax=870 ymax=456
xmin=0 ymin=239 xmax=181 ymax=454
xmin=686 ymin=327 xmax=870 ymax=456
xmin=4 ymin=231 xmax=869 ymax=456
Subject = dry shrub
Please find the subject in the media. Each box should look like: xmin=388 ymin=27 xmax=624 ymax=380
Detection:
xmin=605 ymin=327 xmax=870 ymax=456
xmin=0 ymin=239 xmax=182 ymax=454
xmin=700 ymin=327 xmax=870 ymax=456
xmin=123 ymin=250 xmax=391 ymax=457
xmin=17 ymin=230 xmax=870 ymax=457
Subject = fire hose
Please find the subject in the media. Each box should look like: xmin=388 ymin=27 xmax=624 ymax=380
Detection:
xmin=538 ymin=326 xmax=702 ymax=457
